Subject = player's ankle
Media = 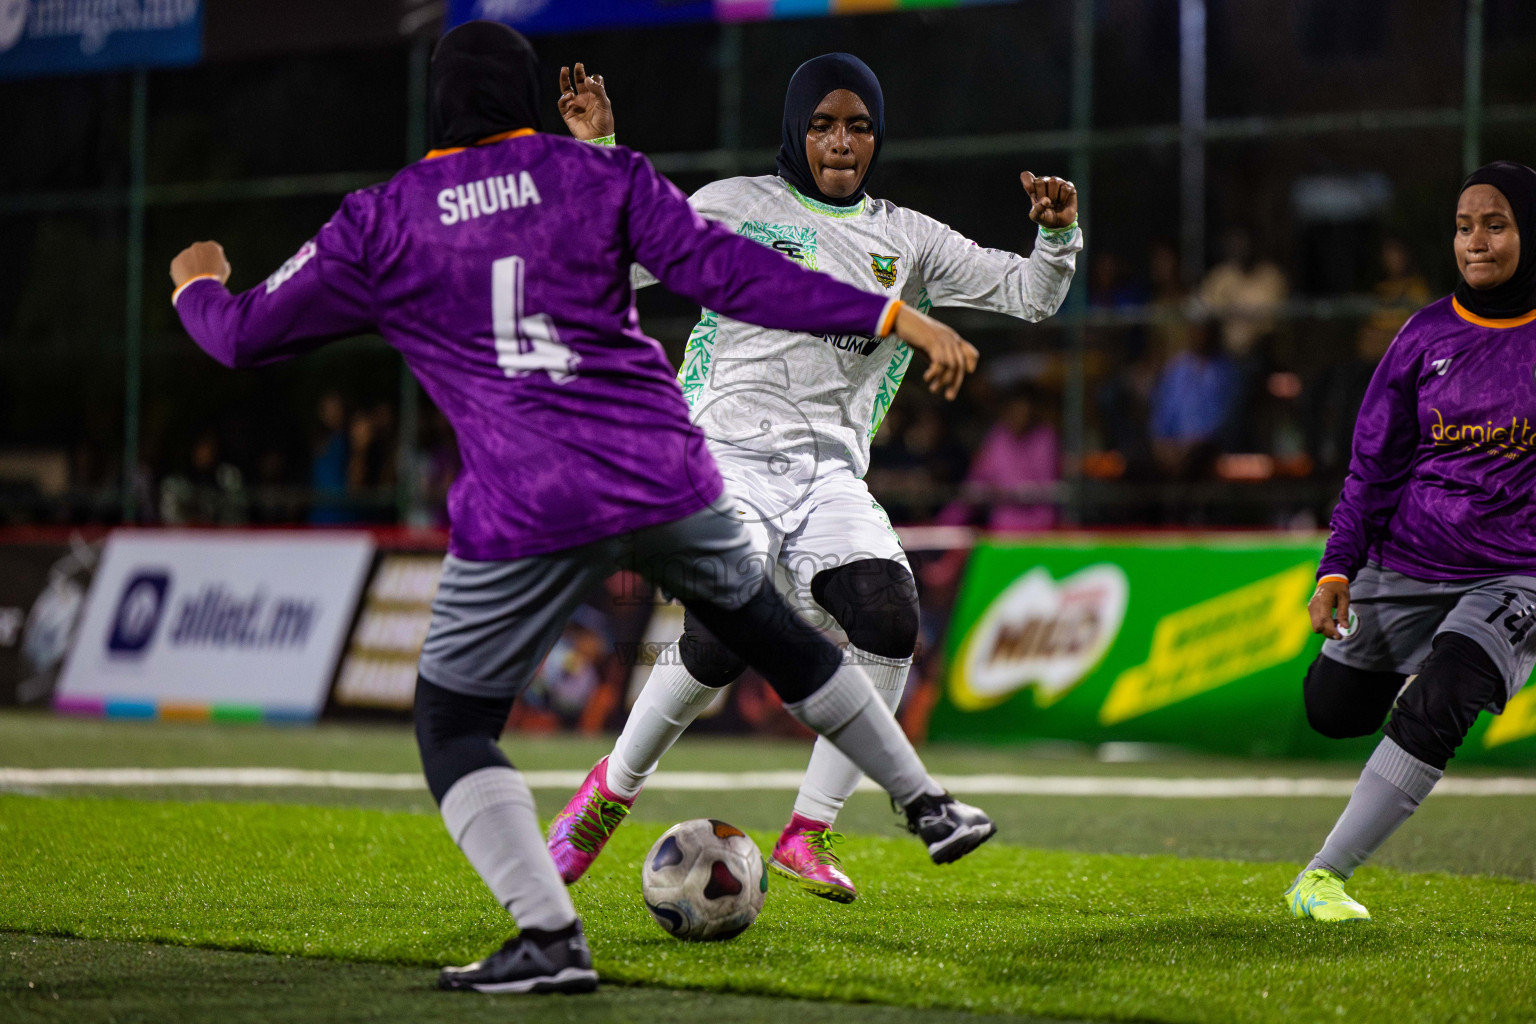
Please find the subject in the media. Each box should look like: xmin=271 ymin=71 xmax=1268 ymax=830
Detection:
xmin=601 ymin=756 xmax=645 ymax=801
xmin=784 ymin=811 xmax=834 ymax=836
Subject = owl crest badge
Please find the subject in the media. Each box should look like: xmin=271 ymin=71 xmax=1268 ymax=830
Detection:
xmin=868 ymin=253 xmax=900 ymax=289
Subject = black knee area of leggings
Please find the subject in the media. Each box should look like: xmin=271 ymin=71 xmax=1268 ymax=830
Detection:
xmin=684 ymin=581 xmax=843 ymax=704
xmin=1383 ymin=631 xmax=1503 ymax=771
xmin=414 ymin=675 xmax=515 ymax=804
xmin=810 ymin=558 xmax=919 ymax=659
xmin=678 ymin=611 xmax=749 ymax=688
xmin=1303 ymin=655 xmax=1404 ymax=739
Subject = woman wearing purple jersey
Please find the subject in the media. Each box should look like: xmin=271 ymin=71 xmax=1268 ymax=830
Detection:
xmin=1290 ymin=162 xmax=1536 ymax=922
xmin=167 ymin=21 xmax=996 ymax=994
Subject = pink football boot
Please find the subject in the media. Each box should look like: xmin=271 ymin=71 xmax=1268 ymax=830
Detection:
xmin=547 ymin=756 xmax=636 ymax=884
xmin=768 ymin=812 xmax=857 ymax=903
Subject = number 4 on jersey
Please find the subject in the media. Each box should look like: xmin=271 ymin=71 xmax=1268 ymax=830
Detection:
xmin=492 ymin=255 xmax=580 ymax=383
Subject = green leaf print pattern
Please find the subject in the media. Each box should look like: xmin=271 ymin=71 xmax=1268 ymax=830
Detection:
xmin=677 ymin=309 xmax=718 ymax=408
xmin=868 ymin=288 xmax=931 ymax=438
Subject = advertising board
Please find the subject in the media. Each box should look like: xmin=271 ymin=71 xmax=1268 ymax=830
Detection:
xmin=330 ymin=552 xmax=441 ymax=712
xmin=0 ymin=536 xmax=97 ymax=706
xmin=55 ymin=531 xmax=373 ymax=722
xmin=930 ymin=537 xmax=1536 ymax=766
xmin=0 ymin=1 xmax=202 ymax=80
xmin=447 ymin=0 xmax=1018 ymax=36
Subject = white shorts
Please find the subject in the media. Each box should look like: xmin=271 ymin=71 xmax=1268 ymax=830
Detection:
xmin=708 ymin=439 xmax=908 ymax=631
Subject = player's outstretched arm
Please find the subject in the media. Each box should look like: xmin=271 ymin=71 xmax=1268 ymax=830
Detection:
xmin=892 ymin=305 xmax=978 ymax=401
xmin=168 ymin=203 xmax=375 ymax=369
xmin=557 ymin=63 xmax=613 ymax=142
xmin=912 ymin=171 xmax=1081 ymax=324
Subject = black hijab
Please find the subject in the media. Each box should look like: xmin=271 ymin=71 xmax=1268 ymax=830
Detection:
xmin=775 ymin=53 xmax=885 ymax=208
xmin=428 ymin=20 xmax=541 ymax=151
xmin=1454 ymin=161 xmax=1536 ymax=319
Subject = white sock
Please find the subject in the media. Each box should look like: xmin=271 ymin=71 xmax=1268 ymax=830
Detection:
xmin=440 ymin=766 xmax=577 ymax=932
xmin=794 ymin=647 xmax=911 ymax=823
xmin=605 ymin=654 xmax=719 ymax=800
xmin=783 ymin=662 xmax=940 ymax=809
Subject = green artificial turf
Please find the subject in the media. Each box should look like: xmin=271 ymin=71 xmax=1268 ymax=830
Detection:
xmin=7 ymin=712 xmax=1536 ymax=879
xmin=1 ymin=793 xmax=1533 ymax=1023
xmin=0 ymin=933 xmax=1023 ymax=1024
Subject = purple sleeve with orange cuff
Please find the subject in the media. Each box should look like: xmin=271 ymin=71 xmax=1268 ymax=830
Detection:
xmin=620 ymin=152 xmax=890 ymax=339
xmin=172 ymin=195 xmax=376 ymax=369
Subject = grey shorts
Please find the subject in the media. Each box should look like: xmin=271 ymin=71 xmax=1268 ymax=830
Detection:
xmin=1322 ymin=563 xmax=1536 ymax=708
xmin=418 ymin=498 xmax=761 ymax=699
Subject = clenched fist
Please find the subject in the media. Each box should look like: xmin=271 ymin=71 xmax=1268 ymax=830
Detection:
xmin=1020 ymin=172 xmax=1078 ymax=230
xmin=170 ymin=241 xmax=231 ymax=289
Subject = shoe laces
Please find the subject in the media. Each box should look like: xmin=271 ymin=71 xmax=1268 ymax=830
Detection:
xmin=558 ymin=792 xmax=629 ymax=854
xmin=1301 ymin=869 xmax=1351 ymax=904
xmin=800 ymin=827 xmax=847 ymax=867
xmin=900 ymin=793 xmax=948 ymax=835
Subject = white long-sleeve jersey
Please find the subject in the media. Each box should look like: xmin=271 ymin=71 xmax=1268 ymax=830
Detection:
xmin=636 ymin=174 xmax=1082 ymax=477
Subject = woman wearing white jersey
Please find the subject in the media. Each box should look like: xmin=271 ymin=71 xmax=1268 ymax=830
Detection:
xmin=548 ymin=54 xmax=1080 ymax=902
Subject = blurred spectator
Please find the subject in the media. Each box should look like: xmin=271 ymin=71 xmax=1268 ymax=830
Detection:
xmin=940 ymin=384 xmax=1058 ymax=531
xmin=349 ymin=402 xmax=398 ymax=492
xmin=422 ymin=406 xmax=461 ymax=528
xmin=346 ymin=402 xmax=398 ymax=522
xmin=1200 ymin=229 xmax=1289 ymax=359
xmin=159 ymin=430 xmax=246 ymax=525
xmin=1097 ymin=242 xmax=1184 ymax=473
xmin=309 ymin=392 xmax=350 ymax=524
xmin=1089 ymin=251 xmax=1150 ymax=312
xmin=1149 ymin=324 xmax=1237 ymax=479
xmin=1307 ymin=237 xmax=1432 ymax=474
xmin=1357 ymin=237 xmax=1432 ymax=357
xmin=1200 ymin=229 xmax=1288 ymax=451
xmin=1148 ymin=240 xmax=1192 ymax=361
xmin=866 ymin=402 xmax=969 ymax=523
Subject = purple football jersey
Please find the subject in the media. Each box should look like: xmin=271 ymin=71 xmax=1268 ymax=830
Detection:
xmin=173 ymin=133 xmax=898 ymax=560
xmin=1321 ymin=296 xmax=1536 ymax=581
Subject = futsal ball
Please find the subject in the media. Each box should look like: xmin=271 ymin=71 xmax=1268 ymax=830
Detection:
xmin=640 ymin=818 xmax=767 ymax=941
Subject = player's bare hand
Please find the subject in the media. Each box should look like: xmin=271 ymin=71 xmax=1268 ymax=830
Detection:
xmin=1020 ymin=172 xmax=1078 ymax=229
xmin=1308 ymin=578 xmax=1351 ymax=640
xmin=558 ymin=63 xmax=614 ymax=141
xmin=893 ymin=305 xmax=978 ymax=401
xmin=170 ymin=241 xmax=231 ymax=289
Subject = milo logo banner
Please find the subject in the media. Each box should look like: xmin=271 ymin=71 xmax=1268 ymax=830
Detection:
xmin=931 ymin=538 xmax=1536 ymax=766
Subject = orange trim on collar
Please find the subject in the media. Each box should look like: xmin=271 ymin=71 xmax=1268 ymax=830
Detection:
xmin=1451 ymin=296 xmax=1536 ymax=328
xmin=424 ymin=127 xmax=536 ymax=160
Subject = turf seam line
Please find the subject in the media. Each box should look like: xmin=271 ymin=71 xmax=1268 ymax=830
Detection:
xmin=3 ymin=766 xmax=1536 ymax=796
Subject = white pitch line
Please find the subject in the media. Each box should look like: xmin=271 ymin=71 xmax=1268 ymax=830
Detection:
xmin=3 ymin=766 xmax=1536 ymax=797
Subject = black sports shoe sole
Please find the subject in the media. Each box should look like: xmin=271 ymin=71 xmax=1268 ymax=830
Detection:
xmin=438 ymin=966 xmax=599 ymax=994
xmin=927 ymin=820 xmax=997 ymax=865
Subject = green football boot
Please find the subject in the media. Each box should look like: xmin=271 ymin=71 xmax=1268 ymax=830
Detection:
xmin=1284 ymin=868 xmax=1371 ymax=922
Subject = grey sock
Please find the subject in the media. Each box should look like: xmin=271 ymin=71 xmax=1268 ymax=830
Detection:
xmin=1308 ymin=737 xmax=1443 ymax=880
xmin=440 ymin=766 xmax=578 ymax=931
xmin=783 ymin=663 xmax=940 ymax=808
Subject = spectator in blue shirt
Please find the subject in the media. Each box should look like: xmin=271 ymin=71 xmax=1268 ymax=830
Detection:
xmin=1149 ymin=324 xmax=1237 ymax=478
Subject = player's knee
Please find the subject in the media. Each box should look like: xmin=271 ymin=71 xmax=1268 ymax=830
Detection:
xmin=414 ymin=675 xmax=515 ymax=804
xmin=1303 ymin=656 xmax=1398 ymax=739
xmin=678 ymin=612 xmax=749 ymax=688
xmin=810 ymin=558 xmax=919 ymax=659
xmin=1384 ymin=631 xmax=1502 ymax=771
